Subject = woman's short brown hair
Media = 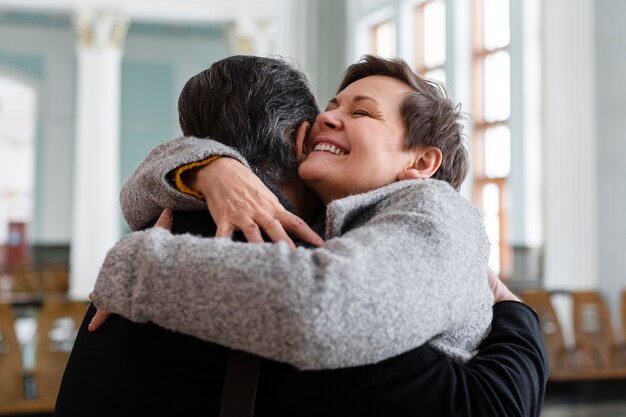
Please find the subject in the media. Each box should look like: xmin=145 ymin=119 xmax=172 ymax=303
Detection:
xmin=338 ymin=55 xmax=468 ymax=191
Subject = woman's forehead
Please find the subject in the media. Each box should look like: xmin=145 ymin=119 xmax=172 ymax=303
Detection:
xmin=336 ymin=75 xmax=412 ymax=104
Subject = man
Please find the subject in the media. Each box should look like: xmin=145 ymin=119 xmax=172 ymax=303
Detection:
xmin=56 ymin=56 xmax=547 ymax=417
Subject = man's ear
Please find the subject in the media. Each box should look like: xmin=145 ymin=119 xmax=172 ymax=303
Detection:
xmin=397 ymin=147 xmax=443 ymax=181
xmin=295 ymin=121 xmax=310 ymax=164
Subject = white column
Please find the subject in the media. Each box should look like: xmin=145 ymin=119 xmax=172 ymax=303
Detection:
xmin=69 ymin=10 xmax=128 ymax=299
xmin=542 ymin=0 xmax=597 ymax=291
xmin=276 ymin=0 xmax=308 ymax=66
xmin=508 ymin=0 xmax=543 ymax=248
xmin=542 ymin=0 xmax=596 ymax=349
xmin=451 ymin=0 xmax=473 ymax=200
xmin=229 ymin=16 xmax=276 ymax=56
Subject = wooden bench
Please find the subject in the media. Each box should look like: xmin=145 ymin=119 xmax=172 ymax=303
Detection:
xmin=9 ymin=265 xmax=40 ymax=294
xmin=40 ymin=264 xmax=70 ymax=294
xmin=34 ymin=300 xmax=89 ymax=409
xmin=571 ymin=291 xmax=626 ymax=372
xmin=0 ymin=304 xmax=24 ymax=413
xmin=0 ymin=299 xmax=88 ymax=415
xmin=520 ymin=289 xmax=594 ymax=380
xmin=520 ymin=289 xmax=626 ymax=381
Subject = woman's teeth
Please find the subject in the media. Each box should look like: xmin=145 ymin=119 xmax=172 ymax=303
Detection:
xmin=313 ymin=143 xmax=346 ymax=155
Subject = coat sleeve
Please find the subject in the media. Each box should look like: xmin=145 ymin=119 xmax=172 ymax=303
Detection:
xmin=418 ymin=301 xmax=549 ymax=417
xmin=120 ymin=136 xmax=250 ymax=230
xmin=94 ymin=181 xmax=493 ymax=370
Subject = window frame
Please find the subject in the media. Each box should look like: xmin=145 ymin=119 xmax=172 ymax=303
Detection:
xmin=414 ymin=0 xmax=446 ymax=79
xmin=471 ymin=0 xmax=512 ymax=278
xmin=370 ymin=18 xmax=397 ymax=57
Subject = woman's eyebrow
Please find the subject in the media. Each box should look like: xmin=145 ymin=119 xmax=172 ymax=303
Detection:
xmin=352 ymin=95 xmax=379 ymax=105
xmin=327 ymin=95 xmax=380 ymax=107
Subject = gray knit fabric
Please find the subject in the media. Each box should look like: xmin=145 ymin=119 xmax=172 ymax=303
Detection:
xmin=96 ymin=142 xmax=493 ymax=369
xmin=120 ymin=137 xmax=249 ymax=230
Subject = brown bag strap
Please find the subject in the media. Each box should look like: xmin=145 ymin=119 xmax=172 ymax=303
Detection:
xmin=219 ymin=350 xmax=260 ymax=417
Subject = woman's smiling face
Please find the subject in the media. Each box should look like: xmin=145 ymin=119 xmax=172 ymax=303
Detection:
xmin=298 ymin=75 xmax=420 ymax=204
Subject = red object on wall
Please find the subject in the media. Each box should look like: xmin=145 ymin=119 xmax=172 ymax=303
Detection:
xmin=6 ymin=222 xmax=27 ymax=265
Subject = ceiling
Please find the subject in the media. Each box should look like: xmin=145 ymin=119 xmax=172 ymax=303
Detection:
xmin=0 ymin=0 xmax=280 ymax=25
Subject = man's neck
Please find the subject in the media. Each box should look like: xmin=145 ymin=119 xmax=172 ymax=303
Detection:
xmin=279 ymin=180 xmax=323 ymax=223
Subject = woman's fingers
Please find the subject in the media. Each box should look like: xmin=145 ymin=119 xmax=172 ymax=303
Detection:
xmin=278 ymin=212 xmax=324 ymax=247
xmin=155 ymin=208 xmax=173 ymax=230
xmin=88 ymin=309 xmax=111 ymax=332
xmin=223 ymin=208 xmax=324 ymax=248
xmin=240 ymin=221 xmax=267 ymax=245
xmin=487 ymin=267 xmax=520 ymax=303
xmin=258 ymin=216 xmax=297 ymax=250
xmin=191 ymin=157 xmax=324 ymax=248
xmin=215 ymin=221 xmax=236 ymax=239
xmin=219 ymin=216 xmax=297 ymax=250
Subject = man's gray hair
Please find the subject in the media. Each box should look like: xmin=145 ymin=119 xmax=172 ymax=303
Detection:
xmin=178 ymin=55 xmax=319 ymax=186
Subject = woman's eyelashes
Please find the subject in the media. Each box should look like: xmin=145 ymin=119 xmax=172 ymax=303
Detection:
xmin=320 ymin=104 xmax=377 ymax=118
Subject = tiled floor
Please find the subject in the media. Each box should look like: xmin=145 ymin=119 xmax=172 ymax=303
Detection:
xmin=542 ymin=379 xmax=626 ymax=417
xmin=5 ymin=382 xmax=626 ymax=417
xmin=542 ymin=403 xmax=626 ymax=417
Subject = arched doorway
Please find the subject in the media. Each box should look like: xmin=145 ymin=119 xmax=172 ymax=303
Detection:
xmin=0 ymin=73 xmax=38 ymax=267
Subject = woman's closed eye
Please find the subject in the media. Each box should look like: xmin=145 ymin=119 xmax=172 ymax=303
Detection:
xmin=352 ymin=109 xmax=371 ymax=117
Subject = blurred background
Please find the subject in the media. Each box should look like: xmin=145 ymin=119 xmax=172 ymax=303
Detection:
xmin=0 ymin=0 xmax=625 ymax=415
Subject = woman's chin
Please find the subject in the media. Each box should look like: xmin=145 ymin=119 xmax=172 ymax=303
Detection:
xmin=297 ymin=159 xmax=327 ymax=182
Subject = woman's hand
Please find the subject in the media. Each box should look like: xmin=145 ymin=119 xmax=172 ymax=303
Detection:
xmin=88 ymin=292 xmax=110 ymax=332
xmin=487 ymin=267 xmax=520 ymax=303
xmin=185 ymin=157 xmax=324 ymax=250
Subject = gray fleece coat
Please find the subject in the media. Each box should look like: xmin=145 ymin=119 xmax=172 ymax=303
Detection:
xmin=94 ymin=137 xmax=493 ymax=370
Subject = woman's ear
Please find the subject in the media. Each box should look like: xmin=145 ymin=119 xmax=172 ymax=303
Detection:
xmin=397 ymin=147 xmax=443 ymax=181
xmin=295 ymin=121 xmax=310 ymax=164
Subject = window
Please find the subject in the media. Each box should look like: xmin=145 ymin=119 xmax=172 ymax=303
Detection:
xmin=350 ymin=0 xmax=542 ymax=281
xmin=415 ymin=0 xmax=446 ymax=84
xmin=471 ymin=0 xmax=511 ymax=276
xmin=370 ymin=19 xmax=397 ymax=58
xmin=0 ymin=75 xmax=37 ymax=247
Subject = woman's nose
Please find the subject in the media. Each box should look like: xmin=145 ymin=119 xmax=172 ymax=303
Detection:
xmin=316 ymin=109 xmax=341 ymax=129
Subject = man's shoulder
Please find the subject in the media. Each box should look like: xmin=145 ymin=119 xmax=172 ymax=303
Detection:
xmin=170 ymin=210 xmax=218 ymax=237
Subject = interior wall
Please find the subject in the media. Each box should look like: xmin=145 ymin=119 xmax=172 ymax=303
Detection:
xmin=595 ymin=0 xmax=626 ymax=337
xmin=303 ymin=0 xmax=347 ymax=105
xmin=119 ymin=25 xmax=229 ymax=232
xmin=0 ymin=14 xmax=229 ymax=242
xmin=0 ymin=3 xmax=345 ymax=244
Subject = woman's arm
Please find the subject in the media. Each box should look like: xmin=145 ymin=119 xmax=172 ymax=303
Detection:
xmin=121 ymin=137 xmax=323 ymax=247
xmin=94 ymin=180 xmax=493 ymax=370
xmin=120 ymin=137 xmax=250 ymax=230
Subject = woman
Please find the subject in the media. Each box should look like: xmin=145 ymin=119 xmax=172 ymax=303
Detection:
xmin=92 ymin=55 xmax=493 ymax=370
